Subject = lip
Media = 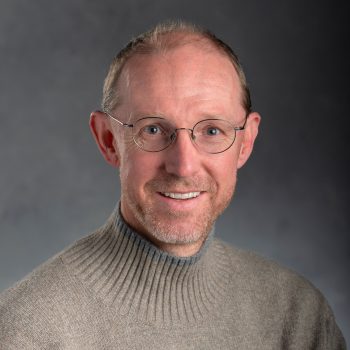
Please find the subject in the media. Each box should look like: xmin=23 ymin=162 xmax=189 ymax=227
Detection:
xmin=161 ymin=191 xmax=201 ymax=199
xmin=158 ymin=190 xmax=202 ymax=196
xmin=156 ymin=191 xmax=205 ymax=211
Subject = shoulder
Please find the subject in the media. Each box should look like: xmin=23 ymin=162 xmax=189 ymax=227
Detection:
xmin=0 ymin=254 xmax=61 ymax=346
xmin=213 ymin=237 xmax=320 ymax=296
xmin=212 ymin=238 xmax=346 ymax=348
xmin=0 ymin=233 xmax=96 ymax=347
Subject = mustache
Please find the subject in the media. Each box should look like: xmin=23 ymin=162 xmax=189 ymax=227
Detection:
xmin=146 ymin=175 xmax=217 ymax=193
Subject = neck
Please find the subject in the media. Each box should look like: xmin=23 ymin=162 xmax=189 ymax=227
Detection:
xmin=63 ymin=207 xmax=232 ymax=325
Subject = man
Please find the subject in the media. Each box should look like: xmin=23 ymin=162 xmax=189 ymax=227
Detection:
xmin=0 ymin=21 xmax=346 ymax=349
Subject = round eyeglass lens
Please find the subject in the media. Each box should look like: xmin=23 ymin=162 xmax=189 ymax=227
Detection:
xmin=193 ymin=119 xmax=236 ymax=153
xmin=133 ymin=117 xmax=173 ymax=152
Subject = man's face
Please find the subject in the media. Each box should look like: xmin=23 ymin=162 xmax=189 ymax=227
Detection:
xmin=108 ymin=43 xmax=257 ymax=255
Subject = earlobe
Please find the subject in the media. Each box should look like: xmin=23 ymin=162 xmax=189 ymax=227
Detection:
xmin=89 ymin=111 xmax=120 ymax=167
xmin=237 ymin=112 xmax=261 ymax=169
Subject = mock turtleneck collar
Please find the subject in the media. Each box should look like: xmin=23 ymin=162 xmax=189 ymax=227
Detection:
xmin=111 ymin=204 xmax=215 ymax=263
xmin=63 ymin=207 xmax=233 ymax=325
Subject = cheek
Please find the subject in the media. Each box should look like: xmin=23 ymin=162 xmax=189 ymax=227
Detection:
xmin=217 ymin=166 xmax=237 ymax=191
xmin=212 ymin=152 xmax=239 ymax=191
xmin=117 ymin=133 xmax=143 ymax=176
xmin=120 ymin=151 xmax=161 ymax=193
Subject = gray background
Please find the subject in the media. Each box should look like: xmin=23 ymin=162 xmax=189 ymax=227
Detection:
xmin=0 ymin=0 xmax=349 ymax=343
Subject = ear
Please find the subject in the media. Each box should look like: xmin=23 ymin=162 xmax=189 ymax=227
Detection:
xmin=89 ymin=111 xmax=120 ymax=167
xmin=237 ymin=112 xmax=261 ymax=169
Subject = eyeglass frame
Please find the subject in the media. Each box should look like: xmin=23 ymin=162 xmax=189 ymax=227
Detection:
xmin=103 ymin=110 xmax=248 ymax=154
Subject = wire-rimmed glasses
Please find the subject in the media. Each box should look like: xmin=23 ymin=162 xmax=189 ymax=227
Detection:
xmin=104 ymin=111 xmax=247 ymax=154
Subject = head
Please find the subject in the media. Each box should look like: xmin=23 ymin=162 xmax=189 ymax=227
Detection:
xmin=102 ymin=21 xmax=252 ymax=117
xmin=90 ymin=21 xmax=260 ymax=257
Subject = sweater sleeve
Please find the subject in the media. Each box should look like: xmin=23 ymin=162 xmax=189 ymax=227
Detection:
xmin=0 ymin=287 xmax=55 ymax=349
xmin=280 ymin=275 xmax=347 ymax=349
xmin=323 ymin=310 xmax=347 ymax=350
xmin=223 ymin=242 xmax=347 ymax=349
xmin=0 ymin=257 xmax=72 ymax=349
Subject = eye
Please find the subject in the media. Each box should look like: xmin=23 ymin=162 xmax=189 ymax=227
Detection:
xmin=206 ymin=127 xmax=220 ymax=136
xmin=143 ymin=125 xmax=161 ymax=135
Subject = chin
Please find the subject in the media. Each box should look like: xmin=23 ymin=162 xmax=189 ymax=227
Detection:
xmin=147 ymin=219 xmax=212 ymax=245
xmin=122 ymin=189 xmax=233 ymax=246
xmin=133 ymin=206 xmax=216 ymax=246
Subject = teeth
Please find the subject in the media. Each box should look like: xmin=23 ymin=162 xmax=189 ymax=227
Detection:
xmin=162 ymin=192 xmax=200 ymax=199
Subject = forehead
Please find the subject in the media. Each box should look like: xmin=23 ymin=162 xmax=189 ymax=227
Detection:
xmin=117 ymin=43 xmax=244 ymax=120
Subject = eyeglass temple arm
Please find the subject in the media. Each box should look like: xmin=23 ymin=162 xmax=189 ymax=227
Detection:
xmin=103 ymin=111 xmax=133 ymax=128
xmin=234 ymin=113 xmax=249 ymax=131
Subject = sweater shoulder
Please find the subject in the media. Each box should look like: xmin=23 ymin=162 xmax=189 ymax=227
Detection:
xmin=211 ymin=239 xmax=346 ymax=348
xmin=0 ymin=252 xmax=69 ymax=310
xmin=0 ymin=254 xmax=63 ymax=345
xmin=213 ymin=238 xmax=316 ymax=289
xmin=0 ymin=234 xmax=96 ymax=346
xmin=212 ymin=238 xmax=333 ymax=315
xmin=0 ymin=230 xmax=98 ymax=302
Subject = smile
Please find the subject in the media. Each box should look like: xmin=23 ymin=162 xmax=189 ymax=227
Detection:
xmin=161 ymin=192 xmax=201 ymax=199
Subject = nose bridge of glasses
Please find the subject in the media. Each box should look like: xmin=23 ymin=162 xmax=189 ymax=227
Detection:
xmin=171 ymin=127 xmax=195 ymax=141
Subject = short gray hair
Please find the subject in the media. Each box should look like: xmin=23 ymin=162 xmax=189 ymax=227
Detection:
xmin=102 ymin=20 xmax=252 ymax=114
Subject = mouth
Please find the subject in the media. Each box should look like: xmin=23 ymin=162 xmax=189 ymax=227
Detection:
xmin=159 ymin=191 xmax=201 ymax=200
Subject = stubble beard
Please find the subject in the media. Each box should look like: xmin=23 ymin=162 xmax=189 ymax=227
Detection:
xmin=121 ymin=175 xmax=236 ymax=246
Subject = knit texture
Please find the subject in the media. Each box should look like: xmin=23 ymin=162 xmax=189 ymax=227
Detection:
xmin=0 ymin=207 xmax=346 ymax=349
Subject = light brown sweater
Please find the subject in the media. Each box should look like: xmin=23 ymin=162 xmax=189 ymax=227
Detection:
xmin=0 ymin=208 xmax=346 ymax=349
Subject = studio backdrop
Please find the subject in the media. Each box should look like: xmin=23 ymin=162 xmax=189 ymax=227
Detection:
xmin=0 ymin=0 xmax=348 ymax=343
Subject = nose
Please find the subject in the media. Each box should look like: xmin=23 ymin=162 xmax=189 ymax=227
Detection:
xmin=164 ymin=128 xmax=201 ymax=177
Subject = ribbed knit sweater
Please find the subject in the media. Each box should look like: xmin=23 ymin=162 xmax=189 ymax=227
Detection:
xmin=0 ymin=208 xmax=346 ymax=349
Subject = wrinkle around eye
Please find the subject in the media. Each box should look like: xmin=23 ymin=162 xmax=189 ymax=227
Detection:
xmin=122 ymin=132 xmax=138 ymax=152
